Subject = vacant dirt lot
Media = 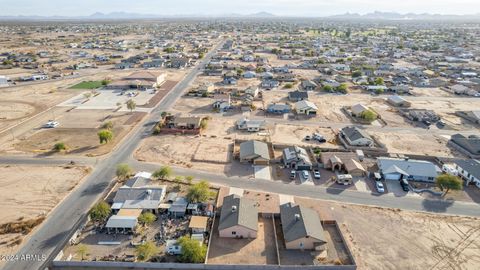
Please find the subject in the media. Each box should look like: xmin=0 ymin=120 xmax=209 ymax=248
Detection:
xmin=0 ymin=165 xmax=89 ymax=259
xmin=373 ymin=132 xmax=462 ymax=158
xmin=295 ymin=197 xmax=480 ymax=270
xmin=271 ymin=124 xmax=340 ymax=149
xmin=207 ymin=217 xmax=277 ymax=265
xmin=3 ymin=109 xmax=143 ymax=156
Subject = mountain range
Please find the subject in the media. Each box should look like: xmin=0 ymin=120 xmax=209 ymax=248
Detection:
xmin=0 ymin=11 xmax=479 ymax=21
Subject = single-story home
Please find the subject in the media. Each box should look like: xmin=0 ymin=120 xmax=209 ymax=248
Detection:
xmin=377 ymin=157 xmax=441 ymax=182
xmin=351 ymin=104 xmax=369 ymax=117
xmin=267 ymin=103 xmax=291 ymax=114
xmin=319 ymin=152 xmax=366 ymax=176
xmin=283 ymin=146 xmax=313 ymax=170
xmin=219 ymin=194 xmax=258 ymax=238
xmin=236 ymin=118 xmax=267 ymax=132
xmin=280 ymin=203 xmax=327 ymax=250
xmin=449 ymin=134 xmax=480 ymax=157
xmin=387 ymin=95 xmax=410 ymax=107
xmin=288 ymin=90 xmax=309 ymax=102
xmin=294 ymin=100 xmax=318 ymax=115
xmin=239 ymin=140 xmax=270 ymax=165
xmin=340 ymin=126 xmax=374 ymax=147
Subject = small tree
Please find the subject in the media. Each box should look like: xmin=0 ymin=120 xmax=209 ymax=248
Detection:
xmin=98 ymin=129 xmax=113 ymax=144
xmin=436 ymin=174 xmax=463 ymax=196
xmin=199 ymin=118 xmax=208 ymax=130
xmin=374 ymin=77 xmax=384 ymax=85
xmin=89 ymin=201 xmax=111 ymax=222
xmin=336 ymin=83 xmax=348 ymax=93
xmin=187 ymin=180 xmax=213 ymax=203
xmin=101 ymin=79 xmax=110 ymax=86
xmin=83 ymin=92 xmax=92 ymax=99
xmin=352 ymin=70 xmax=362 ymax=78
xmin=152 ymin=166 xmax=172 ymax=180
xmin=126 ymin=99 xmax=136 ymax=112
xmin=322 ymin=85 xmax=333 ymax=92
xmin=284 ymin=83 xmax=293 ymax=89
xmin=178 ymin=236 xmax=207 ymax=263
xmin=116 ymin=163 xmax=132 ymax=180
xmin=360 ymin=110 xmax=378 ymax=122
xmin=138 ymin=212 xmax=156 ymax=227
xmin=135 ymin=241 xmax=159 ymax=262
xmin=174 ymin=176 xmax=184 ymax=184
xmin=53 ymin=142 xmax=67 ymax=152
xmin=77 ymin=244 xmax=88 ymax=260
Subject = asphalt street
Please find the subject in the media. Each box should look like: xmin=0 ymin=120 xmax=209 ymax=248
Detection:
xmin=1 ymin=39 xmax=225 ymax=270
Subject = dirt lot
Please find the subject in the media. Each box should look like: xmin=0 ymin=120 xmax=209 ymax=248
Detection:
xmin=271 ymin=124 xmax=340 ymax=149
xmin=2 ymin=109 xmax=143 ymax=156
xmin=0 ymin=165 xmax=89 ymax=260
xmin=295 ymin=197 xmax=480 ymax=270
xmin=207 ymin=216 xmax=277 ymax=265
xmin=373 ymin=132 xmax=462 ymax=158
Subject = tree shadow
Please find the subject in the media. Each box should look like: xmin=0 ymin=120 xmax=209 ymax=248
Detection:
xmin=422 ymin=198 xmax=454 ymax=213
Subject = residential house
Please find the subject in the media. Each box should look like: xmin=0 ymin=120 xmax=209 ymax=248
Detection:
xmin=245 ymin=86 xmax=259 ymax=97
xmin=320 ymin=152 xmax=366 ymax=176
xmin=243 ymin=71 xmax=256 ymax=79
xmin=267 ymin=103 xmax=291 ymax=114
xmin=288 ymin=90 xmax=308 ymax=102
xmin=351 ymin=104 xmax=369 ymax=117
xmin=377 ymin=157 xmax=440 ymax=182
xmin=454 ymin=159 xmax=480 ymax=188
xmin=282 ymin=146 xmax=313 ymax=171
xmin=387 ymin=96 xmax=410 ymax=107
xmin=449 ymin=134 xmax=480 ymax=157
xmin=105 ymin=209 xmax=141 ymax=234
xmin=280 ymin=203 xmax=327 ymax=250
xmin=294 ymin=100 xmax=318 ymax=115
xmin=261 ymin=80 xmax=280 ymax=89
xmin=170 ymin=57 xmax=190 ymax=69
xmin=301 ymin=80 xmax=318 ymax=91
xmin=166 ymin=115 xmax=204 ymax=130
xmin=218 ymin=194 xmax=258 ymax=239
xmin=340 ymin=126 xmax=374 ymax=147
xmin=236 ymin=118 xmax=267 ymax=132
xmin=112 ymin=172 xmax=167 ymax=213
xmin=239 ymin=140 xmax=270 ymax=165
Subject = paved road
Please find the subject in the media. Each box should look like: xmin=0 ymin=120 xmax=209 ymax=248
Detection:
xmin=131 ymin=160 xmax=480 ymax=217
xmin=1 ymin=39 xmax=225 ymax=270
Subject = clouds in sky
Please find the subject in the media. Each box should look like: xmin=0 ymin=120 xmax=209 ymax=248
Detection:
xmin=1 ymin=0 xmax=479 ymax=16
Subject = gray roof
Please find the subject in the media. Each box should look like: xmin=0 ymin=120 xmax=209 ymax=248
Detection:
xmin=283 ymin=146 xmax=312 ymax=166
xmin=240 ymin=140 xmax=270 ymax=160
xmin=451 ymin=134 xmax=480 ymax=155
xmin=113 ymin=188 xmax=165 ymax=204
xmin=280 ymin=203 xmax=326 ymax=243
xmin=378 ymin=157 xmax=440 ymax=178
xmin=341 ymin=126 xmax=373 ymax=142
xmin=105 ymin=216 xmax=137 ymax=229
xmin=219 ymin=194 xmax=258 ymax=231
xmin=289 ymin=90 xmax=308 ymax=100
xmin=454 ymin=159 xmax=480 ymax=179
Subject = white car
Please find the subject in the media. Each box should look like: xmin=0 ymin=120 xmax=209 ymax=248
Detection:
xmin=302 ymin=170 xmax=310 ymax=180
xmin=375 ymin=181 xmax=385 ymax=193
xmin=44 ymin=120 xmax=59 ymax=128
xmin=313 ymin=170 xmax=321 ymax=179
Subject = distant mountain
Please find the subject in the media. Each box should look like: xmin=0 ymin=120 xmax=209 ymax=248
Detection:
xmin=329 ymin=11 xmax=480 ymax=20
xmin=245 ymin=12 xmax=276 ymax=18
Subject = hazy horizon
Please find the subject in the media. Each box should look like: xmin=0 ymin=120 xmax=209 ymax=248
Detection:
xmin=1 ymin=0 xmax=480 ymax=17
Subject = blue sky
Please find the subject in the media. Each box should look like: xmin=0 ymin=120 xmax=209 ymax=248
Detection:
xmin=1 ymin=0 xmax=479 ymax=16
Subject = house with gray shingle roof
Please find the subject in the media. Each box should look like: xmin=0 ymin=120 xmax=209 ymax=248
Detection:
xmin=340 ymin=126 xmax=374 ymax=147
xmin=280 ymin=203 xmax=327 ymax=250
xmin=377 ymin=157 xmax=441 ymax=182
xmin=219 ymin=194 xmax=258 ymax=238
xmin=239 ymin=140 xmax=270 ymax=165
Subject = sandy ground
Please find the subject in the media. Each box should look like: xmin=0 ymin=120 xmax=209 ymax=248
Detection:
xmin=409 ymin=87 xmax=453 ymax=97
xmin=1 ymin=109 xmax=142 ymax=156
xmin=373 ymin=132 xmax=462 ymax=158
xmin=0 ymin=165 xmax=89 ymax=259
xmin=295 ymin=197 xmax=480 ymax=270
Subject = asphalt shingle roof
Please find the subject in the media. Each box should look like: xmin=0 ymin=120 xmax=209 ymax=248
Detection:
xmin=280 ymin=203 xmax=326 ymax=243
xmin=219 ymin=194 xmax=258 ymax=231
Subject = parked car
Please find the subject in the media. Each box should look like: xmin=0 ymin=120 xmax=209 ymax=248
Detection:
xmin=44 ymin=120 xmax=59 ymax=128
xmin=313 ymin=133 xmax=326 ymax=143
xmin=302 ymin=170 xmax=310 ymax=180
xmin=304 ymin=135 xmax=312 ymax=141
xmin=290 ymin=170 xmax=296 ymax=180
xmin=400 ymin=179 xmax=409 ymax=192
xmin=375 ymin=182 xmax=385 ymax=193
xmin=313 ymin=170 xmax=321 ymax=179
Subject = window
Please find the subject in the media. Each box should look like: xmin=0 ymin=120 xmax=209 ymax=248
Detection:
xmin=232 ymin=231 xmax=236 ymax=235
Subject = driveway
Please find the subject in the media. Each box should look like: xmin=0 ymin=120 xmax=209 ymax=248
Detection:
xmin=254 ymin=165 xmax=272 ymax=181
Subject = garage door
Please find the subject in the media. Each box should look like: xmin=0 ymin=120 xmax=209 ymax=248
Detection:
xmin=385 ymin=173 xmax=401 ymax=181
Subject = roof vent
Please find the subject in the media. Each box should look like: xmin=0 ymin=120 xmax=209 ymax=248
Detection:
xmin=232 ymin=205 xmax=237 ymax=212
xmin=294 ymin=214 xmax=301 ymax=221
